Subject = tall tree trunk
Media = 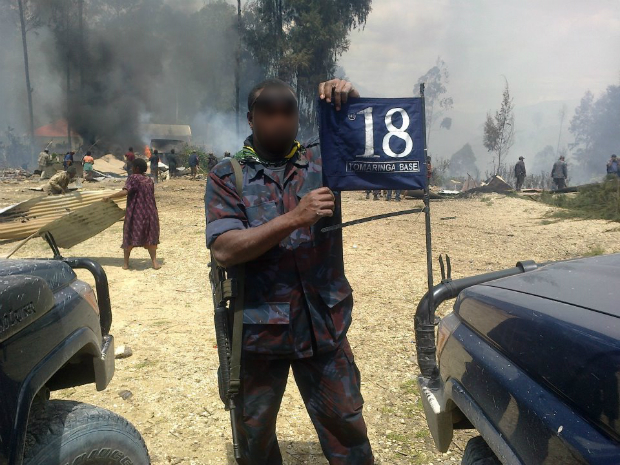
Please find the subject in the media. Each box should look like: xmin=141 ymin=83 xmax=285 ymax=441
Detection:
xmin=17 ymin=0 xmax=35 ymax=160
xmin=65 ymin=5 xmax=71 ymax=149
xmin=235 ymin=0 xmax=241 ymax=137
xmin=78 ymin=0 xmax=84 ymax=92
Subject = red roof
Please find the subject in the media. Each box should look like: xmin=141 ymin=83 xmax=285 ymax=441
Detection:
xmin=35 ymin=120 xmax=79 ymax=138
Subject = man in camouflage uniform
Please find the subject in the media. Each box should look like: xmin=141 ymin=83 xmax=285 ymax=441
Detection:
xmin=206 ymin=78 xmax=373 ymax=465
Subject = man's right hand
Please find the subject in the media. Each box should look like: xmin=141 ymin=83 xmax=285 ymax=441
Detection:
xmin=291 ymin=187 xmax=335 ymax=227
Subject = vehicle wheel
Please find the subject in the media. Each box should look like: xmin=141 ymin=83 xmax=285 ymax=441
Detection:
xmin=461 ymin=436 xmax=501 ymax=465
xmin=23 ymin=400 xmax=150 ymax=465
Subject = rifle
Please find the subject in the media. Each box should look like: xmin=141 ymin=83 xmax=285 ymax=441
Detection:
xmin=208 ymin=158 xmax=245 ymax=460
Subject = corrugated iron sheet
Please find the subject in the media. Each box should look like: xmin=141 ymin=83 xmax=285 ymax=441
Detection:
xmin=0 ymin=191 xmax=126 ymax=242
xmin=39 ymin=201 xmax=125 ymax=248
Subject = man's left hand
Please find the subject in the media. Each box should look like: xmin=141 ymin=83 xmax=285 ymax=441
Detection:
xmin=318 ymin=79 xmax=360 ymax=111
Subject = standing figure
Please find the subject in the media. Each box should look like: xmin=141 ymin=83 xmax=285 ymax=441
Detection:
xmin=189 ymin=151 xmax=199 ymax=178
xmin=606 ymin=154 xmax=619 ymax=177
xmin=386 ymin=190 xmax=401 ymax=201
xmin=167 ymin=149 xmax=178 ymax=178
xmin=207 ymin=152 xmax=218 ymax=172
xmin=63 ymin=151 xmax=74 ymax=170
xmin=150 ymin=150 xmax=160 ymax=183
xmin=551 ymin=155 xmax=568 ymax=190
xmin=83 ymin=151 xmax=95 ymax=181
xmin=514 ymin=156 xmax=526 ymax=191
xmin=426 ymin=156 xmax=433 ymax=184
xmin=125 ymin=147 xmax=135 ymax=176
xmin=38 ymin=149 xmax=50 ymax=179
xmin=104 ymin=158 xmax=161 ymax=270
xmin=206 ymin=78 xmax=373 ymax=464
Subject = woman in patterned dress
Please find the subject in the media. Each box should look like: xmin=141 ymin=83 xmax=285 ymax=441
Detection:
xmin=104 ymin=158 xmax=161 ymax=270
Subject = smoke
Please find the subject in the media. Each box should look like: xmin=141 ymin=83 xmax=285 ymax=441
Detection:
xmin=15 ymin=0 xmax=259 ymax=154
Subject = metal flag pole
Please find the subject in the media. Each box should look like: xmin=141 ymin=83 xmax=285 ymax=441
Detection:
xmin=420 ymin=83 xmax=435 ymax=322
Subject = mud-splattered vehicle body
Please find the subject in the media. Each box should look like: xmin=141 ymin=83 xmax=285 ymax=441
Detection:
xmin=0 ymin=257 xmax=149 ymax=465
xmin=416 ymin=254 xmax=620 ymax=464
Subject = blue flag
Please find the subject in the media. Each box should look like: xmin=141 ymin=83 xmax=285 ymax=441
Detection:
xmin=319 ymin=97 xmax=427 ymax=191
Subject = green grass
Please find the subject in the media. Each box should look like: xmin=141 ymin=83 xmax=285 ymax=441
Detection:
xmin=134 ymin=359 xmax=156 ymax=370
xmin=539 ymin=178 xmax=620 ymax=222
xmin=584 ymin=245 xmax=605 ymax=257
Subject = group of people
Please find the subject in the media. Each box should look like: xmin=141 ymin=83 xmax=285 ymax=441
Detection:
xmin=125 ymin=147 xmax=222 ymax=182
xmin=513 ymin=155 xmax=569 ymax=191
xmin=514 ymin=153 xmax=619 ymax=192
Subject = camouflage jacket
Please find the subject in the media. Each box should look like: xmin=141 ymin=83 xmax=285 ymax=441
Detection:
xmin=205 ymin=140 xmax=353 ymax=359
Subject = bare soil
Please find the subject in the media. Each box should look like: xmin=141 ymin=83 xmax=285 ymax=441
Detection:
xmin=1 ymin=179 xmax=619 ymax=465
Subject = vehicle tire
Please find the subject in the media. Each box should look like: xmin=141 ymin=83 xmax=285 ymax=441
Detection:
xmin=23 ymin=400 xmax=150 ymax=465
xmin=461 ymin=436 xmax=502 ymax=465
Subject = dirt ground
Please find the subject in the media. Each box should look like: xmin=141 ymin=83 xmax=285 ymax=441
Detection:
xmin=2 ymin=178 xmax=620 ymax=465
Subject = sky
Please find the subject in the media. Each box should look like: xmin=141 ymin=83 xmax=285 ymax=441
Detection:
xmin=337 ymin=0 xmax=620 ymax=171
xmin=339 ymin=0 xmax=620 ymax=110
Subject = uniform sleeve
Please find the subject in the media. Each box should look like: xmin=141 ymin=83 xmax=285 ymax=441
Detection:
xmin=205 ymin=166 xmax=247 ymax=248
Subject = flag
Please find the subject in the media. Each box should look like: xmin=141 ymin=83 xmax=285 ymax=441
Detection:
xmin=319 ymin=97 xmax=427 ymax=191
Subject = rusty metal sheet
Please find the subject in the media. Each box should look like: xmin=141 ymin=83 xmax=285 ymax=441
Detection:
xmin=0 ymin=191 xmax=126 ymax=242
xmin=39 ymin=201 xmax=125 ymax=248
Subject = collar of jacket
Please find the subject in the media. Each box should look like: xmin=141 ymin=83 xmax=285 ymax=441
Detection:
xmin=235 ymin=136 xmax=306 ymax=168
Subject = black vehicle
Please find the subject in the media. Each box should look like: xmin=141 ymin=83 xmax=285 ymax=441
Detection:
xmin=415 ymin=254 xmax=620 ymax=465
xmin=0 ymin=257 xmax=150 ymax=465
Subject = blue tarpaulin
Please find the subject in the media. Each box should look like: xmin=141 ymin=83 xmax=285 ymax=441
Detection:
xmin=319 ymin=97 xmax=427 ymax=191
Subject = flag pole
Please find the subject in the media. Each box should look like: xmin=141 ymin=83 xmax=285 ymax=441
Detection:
xmin=420 ymin=83 xmax=435 ymax=322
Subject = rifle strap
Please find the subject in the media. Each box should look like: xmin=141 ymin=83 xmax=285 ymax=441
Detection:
xmin=228 ymin=157 xmax=244 ymax=397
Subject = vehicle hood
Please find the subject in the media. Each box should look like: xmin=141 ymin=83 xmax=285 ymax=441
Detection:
xmin=0 ymin=259 xmax=76 ymax=292
xmin=483 ymin=253 xmax=620 ymax=318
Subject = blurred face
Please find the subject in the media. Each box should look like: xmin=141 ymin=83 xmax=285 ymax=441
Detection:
xmin=248 ymin=87 xmax=299 ymax=156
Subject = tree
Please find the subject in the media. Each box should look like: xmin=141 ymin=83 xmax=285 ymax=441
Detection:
xmin=448 ymin=143 xmax=479 ymax=179
xmin=10 ymin=0 xmax=41 ymax=161
xmin=556 ymin=103 xmax=567 ymax=154
xmin=569 ymin=85 xmax=620 ymax=180
xmin=242 ymin=0 xmax=372 ymax=136
xmin=483 ymin=79 xmax=515 ymax=173
xmin=416 ymin=57 xmax=453 ymax=145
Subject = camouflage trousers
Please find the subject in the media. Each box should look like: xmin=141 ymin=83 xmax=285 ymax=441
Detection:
xmin=234 ymin=338 xmax=374 ymax=465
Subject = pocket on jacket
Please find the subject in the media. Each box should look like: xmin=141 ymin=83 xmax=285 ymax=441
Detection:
xmin=242 ymin=302 xmax=292 ymax=354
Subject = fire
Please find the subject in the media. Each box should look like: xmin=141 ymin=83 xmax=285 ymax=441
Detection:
xmin=144 ymin=145 xmax=152 ymax=159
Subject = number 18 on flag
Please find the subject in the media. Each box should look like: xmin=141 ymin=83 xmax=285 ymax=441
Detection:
xmin=319 ymin=97 xmax=427 ymax=191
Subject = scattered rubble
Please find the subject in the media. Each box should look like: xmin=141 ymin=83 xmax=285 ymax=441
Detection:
xmin=0 ymin=168 xmax=34 ymax=183
xmin=114 ymin=344 xmax=133 ymax=359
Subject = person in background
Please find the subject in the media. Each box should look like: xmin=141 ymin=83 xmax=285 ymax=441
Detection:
xmin=207 ymin=152 xmax=218 ymax=172
xmin=104 ymin=158 xmax=161 ymax=270
xmin=386 ymin=189 xmax=401 ymax=201
xmin=167 ymin=149 xmax=178 ymax=177
xmin=150 ymin=149 xmax=160 ymax=183
xmin=551 ymin=155 xmax=568 ymax=190
xmin=63 ymin=151 xmax=74 ymax=170
xmin=188 ymin=151 xmax=199 ymax=179
xmin=125 ymin=147 xmax=135 ymax=176
xmin=83 ymin=151 xmax=95 ymax=181
xmin=223 ymin=151 xmax=231 ymax=158
xmin=606 ymin=154 xmax=619 ymax=177
xmin=44 ymin=165 xmax=76 ymax=195
xmin=426 ymin=155 xmax=433 ymax=184
xmin=514 ymin=156 xmax=526 ymax=191
xmin=38 ymin=149 xmax=50 ymax=179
